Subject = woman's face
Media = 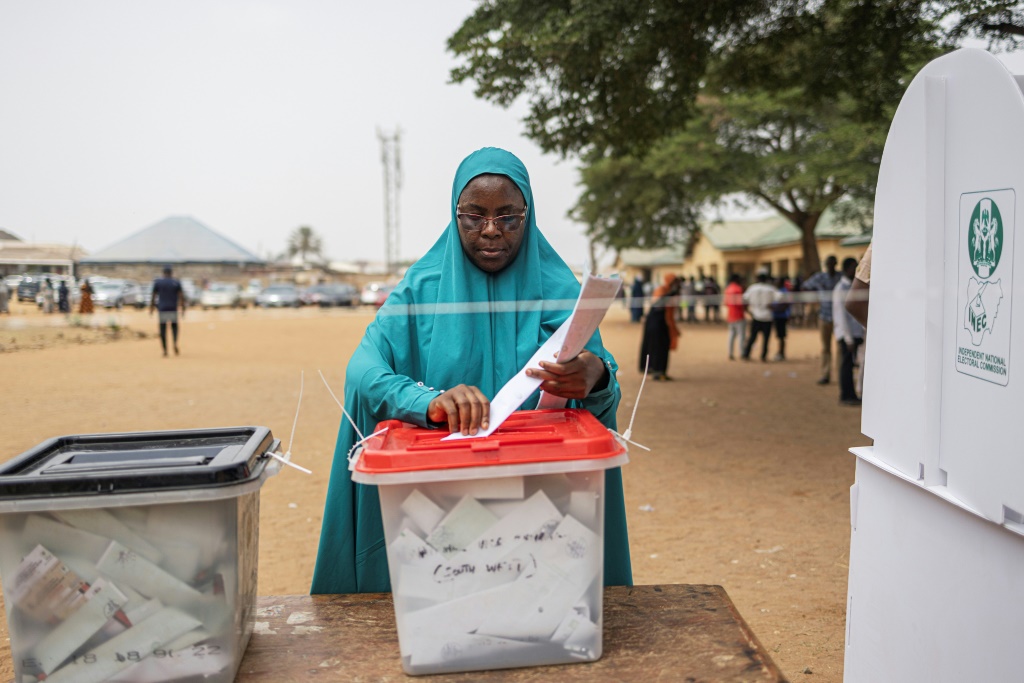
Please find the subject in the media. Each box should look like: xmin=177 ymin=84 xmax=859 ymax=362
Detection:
xmin=456 ymin=174 xmax=527 ymax=274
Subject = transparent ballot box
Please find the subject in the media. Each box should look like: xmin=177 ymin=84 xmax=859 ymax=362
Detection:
xmin=351 ymin=408 xmax=629 ymax=676
xmin=0 ymin=426 xmax=279 ymax=683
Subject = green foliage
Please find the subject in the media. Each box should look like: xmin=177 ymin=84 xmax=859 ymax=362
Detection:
xmin=286 ymin=226 xmax=324 ymax=263
xmin=941 ymin=1 xmax=1024 ymax=49
xmin=448 ymin=0 xmax=781 ymax=158
xmin=449 ymin=0 xmax=1017 ymax=272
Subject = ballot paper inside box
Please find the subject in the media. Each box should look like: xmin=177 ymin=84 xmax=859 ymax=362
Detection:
xmin=351 ymin=408 xmax=629 ymax=676
xmin=0 ymin=426 xmax=279 ymax=683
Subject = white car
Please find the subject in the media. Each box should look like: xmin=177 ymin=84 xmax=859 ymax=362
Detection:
xmin=361 ymin=282 xmax=390 ymax=305
xmin=200 ymin=283 xmax=244 ymax=309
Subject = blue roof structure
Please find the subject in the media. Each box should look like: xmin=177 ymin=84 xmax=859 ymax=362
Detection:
xmin=81 ymin=216 xmax=264 ymax=264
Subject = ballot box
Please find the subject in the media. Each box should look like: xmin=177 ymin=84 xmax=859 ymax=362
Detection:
xmin=845 ymin=48 xmax=1024 ymax=682
xmin=351 ymin=408 xmax=628 ymax=676
xmin=0 ymin=426 xmax=280 ymax=683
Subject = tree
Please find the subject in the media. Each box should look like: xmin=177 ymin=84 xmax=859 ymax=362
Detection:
xmin=575 ymin=87 xmax=887 ymax=273
xmin=943 ymin=1 xmax=1024 ymax=48
xmin=448 ymin=0 xmax=784 ymax=158
xmin=449 ymin=0 xmax=959 ymax=271
xmin=286 ymin=226 xmax=324 ymax=264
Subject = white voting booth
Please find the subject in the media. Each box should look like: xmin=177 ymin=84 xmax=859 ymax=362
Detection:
xmin=845 ymin=49 xmax=1024 ymax=682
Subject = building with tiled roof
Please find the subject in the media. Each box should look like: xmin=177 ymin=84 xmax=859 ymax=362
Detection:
xmin=79 ymin=216 xmax=267 ymax=282
xmin=615 ymin=207 xmax=871 ymax=286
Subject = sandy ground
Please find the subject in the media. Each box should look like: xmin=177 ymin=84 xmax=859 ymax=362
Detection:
xmin=0 ymin=299 xmax=869 ymax=681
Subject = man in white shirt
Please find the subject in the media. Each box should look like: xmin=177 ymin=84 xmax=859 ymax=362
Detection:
xmin=741 ymin=272 xmax=780 ymax=362
xmin=833 ymin=257 xmax=866 ymax=405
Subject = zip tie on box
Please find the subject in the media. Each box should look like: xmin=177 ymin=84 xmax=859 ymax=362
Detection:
xmin=611 ymin=355 xmax=651 ymax=452
xmin=319 ymin=369 xmax=364 ymax=442
xmin=266 ymin=370 xmax=313 ymax=475
xmin=287 ymin=370 xmax=304 ymax=455
xmin=347 ymin=426 xmax=390 ymax=471
xmin=268 ymin=450 xmax=313 ymax=474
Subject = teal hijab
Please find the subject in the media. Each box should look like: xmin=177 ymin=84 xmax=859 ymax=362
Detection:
xmin=311 ymin=147 xmax=631 ymax=594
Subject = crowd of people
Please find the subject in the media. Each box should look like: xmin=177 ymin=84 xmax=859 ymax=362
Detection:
xmin=632 ymin=252 xmax=869 ymax=405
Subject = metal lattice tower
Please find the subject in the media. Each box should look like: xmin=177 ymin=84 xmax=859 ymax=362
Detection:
xmin=377 ymin=128 xmax=402 ymax=274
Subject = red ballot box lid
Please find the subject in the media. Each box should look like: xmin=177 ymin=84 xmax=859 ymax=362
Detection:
xmin=354 ymin=409 xmax=626 ymax=475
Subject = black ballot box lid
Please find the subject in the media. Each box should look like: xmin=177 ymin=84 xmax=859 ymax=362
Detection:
xmin=0 ymin=426 xmax=278 ymax=500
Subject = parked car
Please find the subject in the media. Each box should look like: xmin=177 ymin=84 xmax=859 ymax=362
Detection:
xmin=16 ymin=274 xmax=59 ymax=303
xmin=371 ymin=284 xmax=395 ymax=307
xmin=4 ymin=274 xmax=24 ymax=291
xmin=301 ymin=283 xmax=359 ymax=307
xmin=329 ymin=283 xmax=360 ymax=307
xmin=179 ymin=278 xmax=201 ymax=307
xmin=91 ymin=279 xmax=139 ymax=309
xmin=361 ymin=282 xmax=392 ymax=306
xmin=255 ymin=284 xmax=301 ymax=308
xmin=136 ymin=281 xmax=154 ymax=308
xmin=200 ymin=282 xmax=244 ymax=309
xmin=239 ymin=279 xmax=262 ymax=307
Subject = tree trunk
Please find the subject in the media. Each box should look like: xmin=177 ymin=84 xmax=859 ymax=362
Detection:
xmin=799 ymin=214 xmax=822 ymax=276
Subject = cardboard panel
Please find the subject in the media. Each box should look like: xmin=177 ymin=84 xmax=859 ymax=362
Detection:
xmin=932 ymin=50 xmax=1024 ymax=522
xmin=866 ymin=48 xmax=1024 ymax=517
xmin=845 ymin=456 xmax=1024 ymax=683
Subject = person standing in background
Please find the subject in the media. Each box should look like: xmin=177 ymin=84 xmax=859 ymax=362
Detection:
xmin=40 ymin=278 xmax=55 ymax=314
xmin=834 ymin=257 xmax=865 ymax=405
xmin=57 ymin=279 xmax=70 ymax=313
xmin=846 ymin=243 xmax=871 ymax=328
xmin=685 ymin=276 xmax=698 ymax=322
xmin=703 ymin=277 xmax=721 ymax=323
xmin=846 ymin=243 xmax=872 ymax=397
xmin=640 ymin=274 xmax=681 ymax=381
xmin=150 ymin=266 xmax=186 ymax=357
xmin=0 ymin=278 xmax=9 ymax=314
xmin=772 ymin=277 xmax=791 ymax=361
xmin=741 ymin=272 xmax=779 ymax=362
xmin=724 ymin=274 xmax=745 ymax=360
xmin=802 ymin=255 xmax=842 ymax=385
xmin=79 ymin=279 xmax=94 ymax=314
xmin=630 ymin=275 xmax=645 ymax=323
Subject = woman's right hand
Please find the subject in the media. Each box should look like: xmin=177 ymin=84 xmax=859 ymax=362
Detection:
xmin=427 ymin=384 xmax=490 ymax=435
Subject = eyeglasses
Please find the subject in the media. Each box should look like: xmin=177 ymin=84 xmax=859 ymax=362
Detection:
xmin=456 ymin=206 xmax=528 ymax=233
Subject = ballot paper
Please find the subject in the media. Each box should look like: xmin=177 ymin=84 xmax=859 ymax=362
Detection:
xmin=53 ymin=509 xmax=163 ymax=564
xmin=444 ymin=272 xmax=622 ymax=440
xmin=425 ymin=496 xmax=498 ymax=557
xmin=536 ymin=273 xmax=623 ymax=410
xmin=390 ymin=480 xmax=604 ymax=672
xmin=28 ymin=578 xmax=129 ymax=675
xmin=42 ymin=606 xmax=202 ymax=683
xmin=9 ymin=545 xmax=89 ymax=624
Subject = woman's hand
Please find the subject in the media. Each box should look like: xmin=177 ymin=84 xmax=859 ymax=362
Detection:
xmin=526 ymin=350 xmax=608 ymax=400
xmin=427 ymin=384 xmax=490 ymax=435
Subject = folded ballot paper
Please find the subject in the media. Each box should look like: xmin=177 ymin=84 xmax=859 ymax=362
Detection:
xmin=444 ymin=271 xmax=622 ymax=440
xmin=1 ymin=500 xmax=243 ymax=683
xmin=385 ymin=481 xmax=604 ymax=673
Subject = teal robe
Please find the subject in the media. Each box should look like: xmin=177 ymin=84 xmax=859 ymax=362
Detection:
xmin=311 ymin=147 xmax=632 ymax=594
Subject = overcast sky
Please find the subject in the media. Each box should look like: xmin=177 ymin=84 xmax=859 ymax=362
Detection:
xmin=1 ymin=2 xmax=1022 ymax=269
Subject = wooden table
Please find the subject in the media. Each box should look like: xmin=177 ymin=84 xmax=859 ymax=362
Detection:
xmin=237 ymin=584 xmax=787 ymax=682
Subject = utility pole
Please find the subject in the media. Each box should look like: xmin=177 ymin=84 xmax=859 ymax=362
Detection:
xmin=377 ymin=128 xmax=402 ymax=274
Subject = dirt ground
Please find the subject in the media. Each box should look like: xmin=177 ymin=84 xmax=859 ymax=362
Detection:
xmin=0 ymin=299 xmax=869 ymax=681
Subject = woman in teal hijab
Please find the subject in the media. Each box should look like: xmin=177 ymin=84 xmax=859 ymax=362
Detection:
xmin=311 ymin=147 xmax=632 ymax=594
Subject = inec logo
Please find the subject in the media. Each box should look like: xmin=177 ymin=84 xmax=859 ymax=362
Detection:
xmin=956 ymin=189 xmax=1014 ymax=387
xmin=968 ymin=197 xmax=1003 ymax=278
xmin=963 ymin=196 xmax=1005 ymax=346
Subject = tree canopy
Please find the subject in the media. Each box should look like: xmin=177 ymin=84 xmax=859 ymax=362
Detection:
xmin=449 ymin=0 xmax=1021 ymax=274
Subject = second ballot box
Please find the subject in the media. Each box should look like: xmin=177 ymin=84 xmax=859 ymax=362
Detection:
xmin=0 ymin=426 xmax=280 ymax=683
